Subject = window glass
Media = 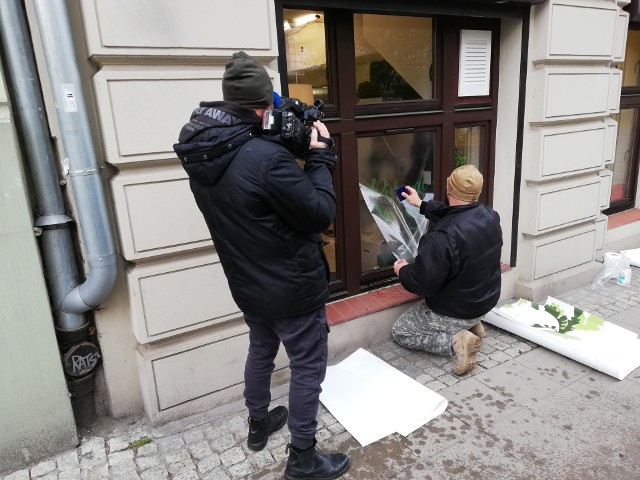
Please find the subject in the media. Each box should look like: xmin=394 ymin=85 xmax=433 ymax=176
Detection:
xmin=454 ymin=126 xmax=484 ymax=170
xmin=354 ymin=14 xmax=434 ymax=103
xmin=283 ymin=9 xmax=329 ymax=104
xmin=608 ymin=109 xmax=638 ymax=202
xmin=358 ymin=132 xmax=435 ymax=272
xmin=621 ymin=30 xmax=640 ymax=88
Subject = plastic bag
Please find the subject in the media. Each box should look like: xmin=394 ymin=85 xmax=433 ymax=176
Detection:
xmin=359 ymin=183 xmax=430 ymax=262
xmin=591 ymin=252 xmax=632 ymax=289
xmin=620 ymin=248 xmax=640 ymax=267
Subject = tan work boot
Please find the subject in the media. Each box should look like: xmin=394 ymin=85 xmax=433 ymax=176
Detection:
xmin=469 ymin=321 xmax=486 ymax=338
xmin=451 ymin=330 xmax=482 ymax=375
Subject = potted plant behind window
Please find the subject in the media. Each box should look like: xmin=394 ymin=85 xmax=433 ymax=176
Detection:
xmin=454 ymin=149 xmax=467 ymax=168
xmin=357 ymin=80 xmax=384 ymax=103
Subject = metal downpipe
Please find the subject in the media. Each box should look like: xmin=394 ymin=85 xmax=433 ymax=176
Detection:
xmin=0 ymin=0 xmax=83 ymax=331
xmin=31 ymin=0 xmax=117 ymax=312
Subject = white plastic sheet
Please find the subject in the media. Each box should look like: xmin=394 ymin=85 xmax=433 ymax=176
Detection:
xmin=359 ymin=183 xmax=430 ymax=262
xmin=484 ymin=297 xmax=640 ymax=380
xmin=319 ymin=348 xmax=448 ymax=447
xmin=621 ymin=247 xmax=640 ymax=267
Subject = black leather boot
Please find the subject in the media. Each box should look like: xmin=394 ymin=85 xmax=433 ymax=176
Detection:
xmin=284 ymin=439 xmax=350 ymax=480
xmin=247 ymin=405 xmax=288 ymax=451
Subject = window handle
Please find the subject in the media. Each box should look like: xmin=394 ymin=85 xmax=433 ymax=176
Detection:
xmin=385 ymin=128 xmax=414 ymax=134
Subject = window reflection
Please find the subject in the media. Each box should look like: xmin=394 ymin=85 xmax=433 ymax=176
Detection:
xmin=621 ymin=30 xmax=640 ymax=88
xmin=283 ymin=9 xmax=328 ymax=104
xmin=358 ymin=132 xmax=435 ymax=272
xmin=354 ymin=14 xmax=434 ymax=103
xmin=284 ymin=9 xmax=336 ymax=280
xmin=608 ymin=109 xmax=638 ymax=202
xmin=454 ymin=126 xmax=484 ymax=170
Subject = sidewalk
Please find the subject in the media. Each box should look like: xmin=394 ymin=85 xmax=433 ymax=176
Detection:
xmin=2 ymin=267 xmax=639 ymax=480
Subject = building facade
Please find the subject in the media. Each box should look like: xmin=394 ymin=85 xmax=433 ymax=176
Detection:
xmin=1 ymin=0 xmax=639 ymax=471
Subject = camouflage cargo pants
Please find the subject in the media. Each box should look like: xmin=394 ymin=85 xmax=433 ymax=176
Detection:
xmin=391 ymin=302 xmax=483 ymax=356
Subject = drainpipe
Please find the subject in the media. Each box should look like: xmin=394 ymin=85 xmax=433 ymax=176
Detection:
xmin=0 ymin=0 xmax=117 ymax=426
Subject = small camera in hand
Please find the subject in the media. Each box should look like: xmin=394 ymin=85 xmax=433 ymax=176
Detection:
xmin=262 ymin=96 xmax=325 ymax=158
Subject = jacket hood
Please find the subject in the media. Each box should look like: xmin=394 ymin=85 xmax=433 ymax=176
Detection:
xmin=173 ymin=101 xmax=263 ymax=186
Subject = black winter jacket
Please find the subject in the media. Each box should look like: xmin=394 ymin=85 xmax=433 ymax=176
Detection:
xmin=398 ymin=199 xmax=503 ymax=319
xmin=173 ymin=101 xmax=337 ymax=319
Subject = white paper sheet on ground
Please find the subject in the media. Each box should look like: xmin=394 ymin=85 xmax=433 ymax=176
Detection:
xmin=621 ymin=248 xmax=640 ymax=267
xmin=319 ymin=348 xmax=448 ymax=447
xmin=485 ymin=297 xmax=640 ymax=380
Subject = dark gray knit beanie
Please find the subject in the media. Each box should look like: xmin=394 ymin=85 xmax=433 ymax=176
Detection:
xmin=222 ymin=51 xmax=273 ymax=108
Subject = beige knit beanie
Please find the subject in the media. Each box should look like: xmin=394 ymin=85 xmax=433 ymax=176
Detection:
xmin=446 ymin=164 xmax=483 ymax=202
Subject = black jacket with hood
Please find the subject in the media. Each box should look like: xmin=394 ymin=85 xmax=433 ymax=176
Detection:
xmin=398 ymin=199 xmax=503 ymax=319
xmin=174 ymin=101 xmax=337 ymax=319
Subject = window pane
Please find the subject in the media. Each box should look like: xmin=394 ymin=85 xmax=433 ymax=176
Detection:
xmin=322 ymin=223 xmax=337 ymax=282
xmin=608 ymin=109 xmax=638 ymax=202
xmin=354 ymin=14 xmax=433 ymax=103
xmin=454 ymin=126 xmax=484 ymax=170
xmin=621 ymin=30 xmax=640 ymax=88
xmin=283 ymin=9 xmax=328 ymax=104
xmin=358 ymin=132 xmax=435 ymax=272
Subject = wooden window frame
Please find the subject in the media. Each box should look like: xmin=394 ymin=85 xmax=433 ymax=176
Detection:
xmin=277 ymin=2 xmax=502 ymax=299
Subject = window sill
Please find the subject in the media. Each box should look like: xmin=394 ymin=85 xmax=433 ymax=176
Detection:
xmin=607 ymin=208 xmax=640 ymax=230
xmin=327 ymin=262 xmax=512 ymax=326
xmin=326 ymin=284 xmax=418 ymax=326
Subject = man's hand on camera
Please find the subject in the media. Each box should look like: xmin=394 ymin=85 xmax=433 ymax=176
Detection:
xmin=309 ymin=121 xmax=334 ymax=150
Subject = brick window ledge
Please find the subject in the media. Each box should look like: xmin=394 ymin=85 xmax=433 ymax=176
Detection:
xmin=326 ymin=284 xmax=418 ymax=326
xmin=327 ymin=262 xmax=512 ymax=327
xmin=607 ymin=208 xmax=640 ymax=229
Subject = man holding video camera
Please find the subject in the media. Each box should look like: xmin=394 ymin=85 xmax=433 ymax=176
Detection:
xmin=392 ymin=165 xmax=503 ymax=376
xmin=173 ymin=51 xmax=349 ymax=480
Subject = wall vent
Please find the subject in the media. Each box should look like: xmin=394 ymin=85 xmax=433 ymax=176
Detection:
xmin=458 ymin=30 xmax=492 ymax=97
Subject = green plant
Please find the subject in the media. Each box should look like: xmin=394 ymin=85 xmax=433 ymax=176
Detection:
xmin=129 ymin=436 xmax=152 ymax=449
xmin=357 ymin=80 xmax=384 ymax=99
xmin=454 ymin=150 xmax=467 ymax=168
xmin=530 ymin=303 xmax=595 ymax=334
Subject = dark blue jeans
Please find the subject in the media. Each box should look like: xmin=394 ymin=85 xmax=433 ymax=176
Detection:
xmin=244 ymin=306 xmax=329 ymax=449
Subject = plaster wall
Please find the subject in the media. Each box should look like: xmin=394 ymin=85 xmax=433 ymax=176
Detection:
xmin=0 ymin=65 xmax=78 ymax=473
xmin=61 ymin=0 xmax=636 ymax=423
xmin=515 ymin=0 xmax=630 ymax=300
xmin=74 ymin=0 xmax=286 ymax=422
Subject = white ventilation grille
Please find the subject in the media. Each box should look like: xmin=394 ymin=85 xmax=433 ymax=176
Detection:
xmin=458 ymin=30 xmax=492 ymax=97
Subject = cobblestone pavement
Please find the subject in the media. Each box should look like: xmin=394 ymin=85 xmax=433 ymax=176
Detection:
xmin=2 ymin=266 xmax=639 ymax=479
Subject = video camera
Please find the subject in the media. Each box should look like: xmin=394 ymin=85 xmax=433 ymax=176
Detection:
xmin=262 ymin=94 xmax=325 ymax=158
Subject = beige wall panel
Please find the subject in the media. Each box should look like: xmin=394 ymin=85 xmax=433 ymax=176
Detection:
xmin=598 ymin=168 xmax=613 ymax=209
xmin=522 ymin=176 xmax=601 ymax=234
xmin=525 ymin=121 xmax=606 ymax=181
xmin=137 ymin=322 xmax=288 ymax=415
xmin=534 ymin=229 xmax=596 ymax=279
xmin=528 ymin=66 xmax=614 ymax=123
xmin=519 ymin=224 xmax=597 ymax=281
xmin=613 ymin=11 xmax=630 ymax=62
xmin=608 ymin=68 xmax=622 ymax=113
xmin=80 ymin=0 xmax=278 ymax=60
xmin=595 ymin=215 xmax=607 ymax=252
xmin=603 ymin=117 xmax=617 ymax=165
xmin=548 ymin=3 xmax=616 ymax=58
xmin=546 ymin=69 xmax=610 ymax=120
xmin=531 ymin=0 xmax=618 ymax=62
xmin=128 ymin=252 xmax=240 ymax=344
xmin=111 ymin=166 xmax=211 ymax=260
xmin=93 ymin=67 xmax=273 ymax=165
